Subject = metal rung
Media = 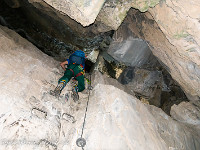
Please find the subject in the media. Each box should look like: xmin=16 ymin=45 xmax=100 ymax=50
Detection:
xmin=39 ymin=139 xmax=57 ymax=150
xmin=62 ymin=113 xmax=76 ymax=123
xmin=32 ymin=107 xmax=47 ymax=118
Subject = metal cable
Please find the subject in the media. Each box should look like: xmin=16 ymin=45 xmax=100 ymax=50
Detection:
xmin=80 ymin=74 xmax=91 ymax=138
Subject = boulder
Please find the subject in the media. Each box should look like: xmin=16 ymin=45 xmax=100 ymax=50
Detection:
xmin=37 ymin=0 xmax=106 ymax=26
xmin=171 ymin=101 xmax=200 ymax=127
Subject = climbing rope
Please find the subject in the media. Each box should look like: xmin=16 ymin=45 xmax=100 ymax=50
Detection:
xmin=76 ymin=74 xmax=92 ymax=149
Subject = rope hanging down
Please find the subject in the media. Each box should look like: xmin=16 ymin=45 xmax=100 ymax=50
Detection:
xmin=76 ymin=74 xmax=92 ymax=149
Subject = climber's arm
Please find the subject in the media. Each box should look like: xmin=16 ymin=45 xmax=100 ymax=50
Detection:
xmin=60 ymin=60 xmax=68 ymax=71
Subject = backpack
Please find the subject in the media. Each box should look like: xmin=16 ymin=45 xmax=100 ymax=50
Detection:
xmin=69 ymin=50 xmax=85 ymax=69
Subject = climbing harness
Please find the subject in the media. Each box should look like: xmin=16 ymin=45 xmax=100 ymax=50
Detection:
xmin=67 ymin=65 xmax=84 ymax=80
xmin=76 ymin=74 xmax=93 ymax=149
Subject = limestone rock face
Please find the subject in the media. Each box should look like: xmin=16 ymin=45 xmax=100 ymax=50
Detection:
xmin=146 ymin=103 xmax=200 ymax=150
xmin=39 ymin=0 xmax=200 ymax=99
xmin=0 ymin=25 xmax=62 ymax=149
xmin=146 ymin=0 xmax=200 ymax=99
xmin=90 ymin=72 xmax=200 ymax=150
xmin=1 ymin=26 xmax=200 ymax=150
xmin=23 ymin=0 xmax=200 ymax=99
xmin=0 ymin=25 xmax=90 ymax=149
xmin=7 ymin=0 xmax=200 ymax=100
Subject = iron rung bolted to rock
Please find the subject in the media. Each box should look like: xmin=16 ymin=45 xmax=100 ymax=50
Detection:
xmin=31 ymin=107 xmax=47 ymax=118
xmin=39 ymin=139 xmax=57 ymax=150
xmin=62 ymin=113 xmax=76 ymax=123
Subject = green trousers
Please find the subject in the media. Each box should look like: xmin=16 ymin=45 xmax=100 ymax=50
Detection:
xmin=58 ymin=64 xmax=85 ymax=92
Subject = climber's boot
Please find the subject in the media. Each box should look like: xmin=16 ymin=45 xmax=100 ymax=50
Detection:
xmin=72 ymin=86 xmax=79 ymax=102
xmin=50 ymin=81 xmax=66 ymax=97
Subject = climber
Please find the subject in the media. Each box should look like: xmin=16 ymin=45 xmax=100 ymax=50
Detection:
xmin=51 ymin=50 xmax=85 ymax=97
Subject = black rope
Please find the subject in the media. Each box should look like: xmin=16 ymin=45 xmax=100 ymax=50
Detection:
xmin=80 ymin=74 xmax=91 ymax=138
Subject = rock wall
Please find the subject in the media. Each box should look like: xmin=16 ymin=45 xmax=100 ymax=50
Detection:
xmin=26 ymin=0 xmax=200 ymax=99
xmin=147 ymin=1 xmax=200 ymax=99
xmin=0 ymin=25 xmax=61 ymax=149
xmin=3 ymin=0 xmax=200 ymax=99
xmin=171 ymin=100 xmax=200 ymax=127
xmin=109 ymin=7 xmax=200 ymax=100
xmin=100 ymin=0 xmax=200 ymax=99
xmin=0 ymin=25 xmax=200 ymax=150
